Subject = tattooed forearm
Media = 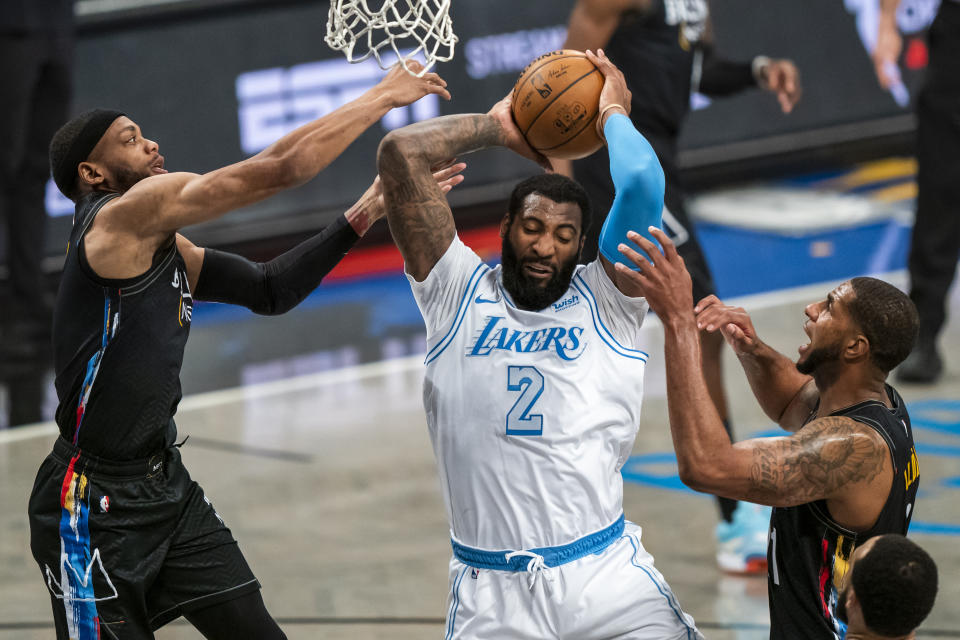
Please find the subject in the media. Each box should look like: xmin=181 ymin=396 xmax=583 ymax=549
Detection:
xmin=377 ymin=115 xmax=504 ymax=279
xmin=747 ymin=416 xmax=888 ymax=505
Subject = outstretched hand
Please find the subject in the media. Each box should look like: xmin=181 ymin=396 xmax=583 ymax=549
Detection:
xmin=613 ymin=227 xmax=694 ymax=323
xmin=487 ymin=94 xmax=554 ymax=172
xmin=359 ymin=161 xmax=466 ymax=231
xmin=694 ymin=295 xmax=760 ymax=356
xmin=378 ymin=59 xmax=451 ymax=108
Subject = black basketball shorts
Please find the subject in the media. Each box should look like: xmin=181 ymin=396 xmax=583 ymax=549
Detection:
xmin=28 ymin=437 xmax=260 ymax=638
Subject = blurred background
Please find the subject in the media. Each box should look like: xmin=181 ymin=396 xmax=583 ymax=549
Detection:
xmin=3 ymin=2 xmax=960 ymax=638
xmin=0 ymin=0 xmax=935 ymax=426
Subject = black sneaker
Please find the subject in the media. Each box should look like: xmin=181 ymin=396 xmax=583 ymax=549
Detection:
xmin=896 ymin=343 xmax=943 ymax=384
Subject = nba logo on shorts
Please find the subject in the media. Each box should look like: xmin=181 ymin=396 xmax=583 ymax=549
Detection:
xmin=99 ymin=496 xmax=110 ymax=513
xmin=471 ymin=568 xmax=480 ymax=579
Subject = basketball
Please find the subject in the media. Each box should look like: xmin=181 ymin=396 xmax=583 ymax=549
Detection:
xmin=511 ymin=50 xmax=605 ymax=160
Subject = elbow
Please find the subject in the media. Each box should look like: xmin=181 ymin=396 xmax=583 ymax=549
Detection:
xmin=377 ymin=130 xmax=420 ymax=178
xmin=619 ymin=156 xmax=665 ymax=205
xmin=677 ymin=462 xmax=706 ymax=492
xmin=676 ymin=457 xmax=720 ymax=495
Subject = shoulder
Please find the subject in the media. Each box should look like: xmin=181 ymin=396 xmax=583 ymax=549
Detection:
xmin=796 ymin=415 xmax=890 ymax=460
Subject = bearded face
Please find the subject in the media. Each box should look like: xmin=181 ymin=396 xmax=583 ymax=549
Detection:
xmin=796 ymin=341 xmax=844 ymax=375
xmin=500 ymin=234 xmax=579 ymax=311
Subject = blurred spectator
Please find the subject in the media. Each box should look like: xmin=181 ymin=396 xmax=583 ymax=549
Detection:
xmin=873 ymin=0 xmax=960 ymax=383
xmin=0 ymin=0 xmax=74 ymax=360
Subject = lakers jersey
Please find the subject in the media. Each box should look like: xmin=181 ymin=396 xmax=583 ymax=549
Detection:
xmin=409 ymin=237 xmax=650 ymax=551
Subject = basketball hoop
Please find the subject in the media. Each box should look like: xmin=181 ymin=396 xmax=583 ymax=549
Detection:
xmin=325 ymin=0 xmax=457 ymax=77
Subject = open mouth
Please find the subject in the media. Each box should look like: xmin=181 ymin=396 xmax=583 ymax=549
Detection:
xmin=522 ymin=262 xmax=553 ymax=280
xmin=151 ymin=156 xmax=167 ymax=174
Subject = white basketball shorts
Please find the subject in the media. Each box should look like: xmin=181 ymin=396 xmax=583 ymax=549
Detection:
xmin=442 ymin=521 xmax=703 ymax=639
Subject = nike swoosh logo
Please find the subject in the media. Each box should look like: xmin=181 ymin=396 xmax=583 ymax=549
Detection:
xmin=474 ymin=295 xmax=499 ymax=304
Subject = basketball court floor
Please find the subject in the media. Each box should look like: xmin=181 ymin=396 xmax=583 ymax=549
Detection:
xmin=1 ymin=163 xmax=959 ymax=638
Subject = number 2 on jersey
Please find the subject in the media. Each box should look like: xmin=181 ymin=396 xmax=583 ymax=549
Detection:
xmin=506 ymin=366 xmax=544 ymax=436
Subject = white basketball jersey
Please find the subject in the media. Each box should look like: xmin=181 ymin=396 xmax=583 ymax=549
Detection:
xmin=409 ymin=237 xmax=650 ymax=550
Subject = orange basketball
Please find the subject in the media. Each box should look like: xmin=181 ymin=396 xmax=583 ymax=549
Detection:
xmin=511 ymin=50 xmax=604 ymax=160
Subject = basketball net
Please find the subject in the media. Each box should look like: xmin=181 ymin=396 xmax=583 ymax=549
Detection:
xmin=325 ymin=0 xmax=457 ymax=77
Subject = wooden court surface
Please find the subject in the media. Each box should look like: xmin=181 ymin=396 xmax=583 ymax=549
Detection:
xmin=1 ymin=276 xmax=958 ymax=639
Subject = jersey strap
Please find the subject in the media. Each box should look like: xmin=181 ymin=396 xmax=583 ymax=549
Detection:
xmin=450 ymin=513 xmax=625 ymax=571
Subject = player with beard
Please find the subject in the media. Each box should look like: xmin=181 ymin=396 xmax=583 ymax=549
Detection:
xmin=377 ymin=50 xmax=704 ymax=639
xmin=614 ymin=228 xmax=922 ymax=639
xmin=29 ymin=62 xmax=454 ymax=639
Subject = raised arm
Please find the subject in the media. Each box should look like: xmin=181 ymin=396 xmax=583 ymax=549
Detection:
xmin=377 ymin=99 xmax=549 ymax=281
xmin=176 ymin=163 xmax=465 ymax=314
xmin=108 ymin=62 xmax=450 ymax=241
xmin=694 ymin=295 xmax=817 ymax=431
xmin=614 ymin=229 xmax=892 ymax=527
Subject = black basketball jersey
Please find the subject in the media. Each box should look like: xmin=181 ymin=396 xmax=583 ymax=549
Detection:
xmin=767 ymin=384 xmax=920 ymax=639
xmin=603 ymin=0 xmax=709 ymax=141
xmin=53 ymin=192 xmax=192 ymax=460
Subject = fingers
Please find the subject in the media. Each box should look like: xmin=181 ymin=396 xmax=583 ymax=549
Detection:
xmin=431 ymin=157 xmax=459 ymax=172
xmin=694 ymin=295 xmax=721 ymax=314
xmin=585 ymin=49 xmax=617 ymax=76
xmin=421 ymin=71 xmax=446 ymax=87
xmin=536 ymin=152 xmax=555 ymax=173
xmin=439 ymin=173 xmax=464 ymax=194
xmin=584 ymin=49 xmax=604 ymax=74
xmin=432 ymin=161 xmax=466 ymax=180
xmin=623 ymin=231 xmax=664 ymax=266
xmin=720 ymin=322 xmax=749 ymax=349
xmin=616 ymin=240 xmax=655 ymax=271
xmin=424 ymin=81 xmax=452 ymax=101
xmin=644 ymin=227 xmax=680 ymax=261
xmin=767 ymin=63 xmax=800 ymax=113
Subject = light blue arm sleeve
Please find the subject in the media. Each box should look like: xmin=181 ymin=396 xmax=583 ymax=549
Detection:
xmin=597 ymin=113 xmax=665 ymax=270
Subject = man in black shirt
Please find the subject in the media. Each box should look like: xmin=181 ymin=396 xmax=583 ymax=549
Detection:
xmin=562 ymin=0 xmax=801 ymax=574
xmin=29 ymin=63 xmax=456 ymax=639
xmin=616 ymin=228 xmax=921 ymax=639
xmin=873 ymin=0 xmax=960 ymax=383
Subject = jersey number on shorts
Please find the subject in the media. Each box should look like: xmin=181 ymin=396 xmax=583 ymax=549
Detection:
xmin=506 ymin=366 xmax=544 ymax=436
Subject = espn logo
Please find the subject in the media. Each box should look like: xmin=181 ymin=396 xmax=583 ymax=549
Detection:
xmin=236 ymin=54 xmax=440 ymax=155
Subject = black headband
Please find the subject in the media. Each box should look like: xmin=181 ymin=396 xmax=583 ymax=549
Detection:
xmin=52 ymin=109 xmax=125 ymax=197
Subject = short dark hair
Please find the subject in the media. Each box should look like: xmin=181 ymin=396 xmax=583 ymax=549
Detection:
xmin=854 ymin=534 xmax=938 ymax=636
xmin=847 ymin=277 xmax=919 ymax=373
xmin=507 ymin=174 xmax=592 ymax=235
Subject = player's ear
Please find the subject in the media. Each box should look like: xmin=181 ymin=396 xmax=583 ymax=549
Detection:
xmin=499 ymin=213 xmax=511 ymax=239
xmin=78 ymin=161 xmax=105 ymax=188
xmin=845 ymin=333 xmax=870 ymax=363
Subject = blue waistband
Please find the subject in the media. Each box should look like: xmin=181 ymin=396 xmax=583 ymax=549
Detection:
xmin=451 ymin=514 xmax=626 ymax=571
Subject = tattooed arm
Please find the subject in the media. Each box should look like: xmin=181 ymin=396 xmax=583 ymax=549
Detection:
xmin=377 ymin=98 xmax=550 ymax=281
xmin=664 ymin=307 xmax=892 ymax=523
xmin=615 ymin=227 xmax=893 ymax=528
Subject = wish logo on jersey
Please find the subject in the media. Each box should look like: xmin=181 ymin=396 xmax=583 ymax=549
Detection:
xmin=467 ymin=315 xmax=586 ymax=361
